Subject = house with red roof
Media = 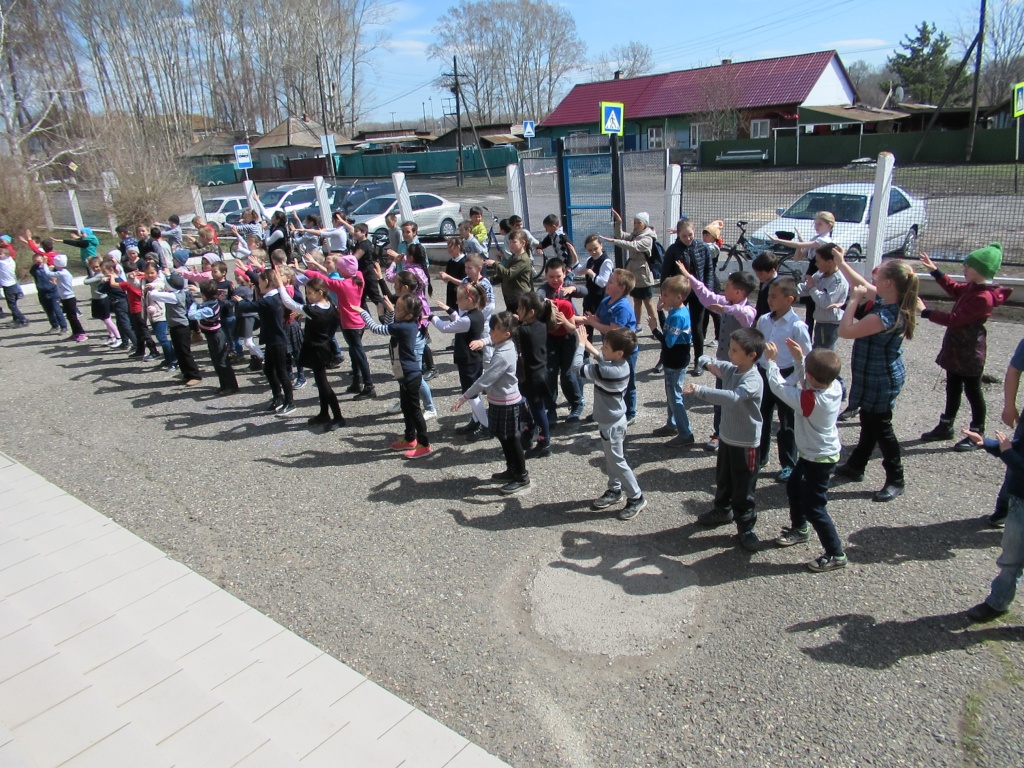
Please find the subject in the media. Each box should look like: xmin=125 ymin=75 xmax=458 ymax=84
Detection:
xmin=539 ymin=51 xmax=857 ymax=156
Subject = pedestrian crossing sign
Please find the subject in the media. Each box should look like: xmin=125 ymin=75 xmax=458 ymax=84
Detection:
xmin=1014 ymin=81 xmax=1024 ymax=119
xmin=601 ymin=102 xmax=624 ymax=136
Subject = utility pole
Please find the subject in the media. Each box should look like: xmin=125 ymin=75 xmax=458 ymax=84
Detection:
xmin=422 ymin=102 xmax=428 ymax=133
xmin=965 ymin=0 xmax=987 ymax=161
xmin=454 ymin=56 xmax=464 ymax=186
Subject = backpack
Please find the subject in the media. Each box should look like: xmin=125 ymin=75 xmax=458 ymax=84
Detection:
xmin=646 ymin=236 xmax=665 ymax=280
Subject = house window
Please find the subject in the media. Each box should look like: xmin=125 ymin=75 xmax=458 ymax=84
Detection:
xmin=689 ymin=123 xmax=703 ymax=147
xmin=647 ymin=126 xmax=664 ymax=150
xmin=750 ymin=119 xmax=770 ymax=139
xmin=272 ymin=154 xmax=287 ymax=168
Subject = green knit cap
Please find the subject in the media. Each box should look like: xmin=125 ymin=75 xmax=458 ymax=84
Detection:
xmin=965 ymin=243 xmax=1002 ymax=280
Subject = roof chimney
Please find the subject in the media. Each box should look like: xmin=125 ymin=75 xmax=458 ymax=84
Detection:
xmin=302 ymin=114 xmax=309 ymax=122
xmin=721 ymin=59 xmax=732 ymax=66
xmin=613 ymin=70 xmax=623 ymax=80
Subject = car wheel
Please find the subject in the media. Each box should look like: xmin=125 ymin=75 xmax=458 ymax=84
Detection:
xmin=845 ymin=245 xmax=864 ymax=262
xmin=439 ymin=218 xmax=457 ymax=238
xmin=900 ymin=228 xmax=918 ymax=258
xmin=206 ymin=181 xmax=217 ymax=187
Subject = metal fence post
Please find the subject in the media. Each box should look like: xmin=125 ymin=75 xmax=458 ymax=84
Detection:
xmin=67 ymin=188 xmax=84 ymax=232
xmin=189 ymin=185 xmax=204 ymax=221
xmin=506 ymin=164 xmax=525 ymax=226
xmin=556 ymin=138 xmax=570 ymax=241
xmin=101 ymin=173 xmax=119 ymax=234
xmin=610 ymin=135 xmax=625 ymax=268
xmin=243 ymin=180 xmax=265 ymax=219
xmin=865 ymin=152 xmax=895 ymax=275
xmin=664 ymin=164 xmax=681 ymax=243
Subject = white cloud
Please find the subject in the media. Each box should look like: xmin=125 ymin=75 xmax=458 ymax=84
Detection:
xmin=386 ymin=38 xmax=430 ymax=57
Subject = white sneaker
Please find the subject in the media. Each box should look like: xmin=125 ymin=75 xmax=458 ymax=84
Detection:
xmin=108 ymin=338 xmax=121 ymax=348
xmin=423 ymin=408 xmax=437 ymax=421
xmin=387 ymin=400 xmax=402 ymax=414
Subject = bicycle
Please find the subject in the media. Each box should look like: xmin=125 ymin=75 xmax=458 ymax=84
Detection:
xmin=718 ymin=220 xmax=752 ymax=274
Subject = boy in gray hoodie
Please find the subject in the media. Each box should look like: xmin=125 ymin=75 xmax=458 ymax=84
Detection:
xmin=685 ymin=327 xmax=765 ymax=550
xmin=765 ymin=339 xmax=847 ymax=572
xmin=571 ymin=324 xmax=646 ymax=520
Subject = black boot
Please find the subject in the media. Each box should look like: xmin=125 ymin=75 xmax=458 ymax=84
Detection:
xmin=353 ymin=385 xmax=376 ymax=401
xmin=920 ymin=418 xmax=954 ymax=442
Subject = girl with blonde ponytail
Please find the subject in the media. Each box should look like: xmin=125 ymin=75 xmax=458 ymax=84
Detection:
xmin=833 ymin=250 xmax=919 ymax=503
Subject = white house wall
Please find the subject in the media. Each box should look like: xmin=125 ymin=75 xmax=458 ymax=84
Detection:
xmin=801 ymin=57 xmax=856 ymax=107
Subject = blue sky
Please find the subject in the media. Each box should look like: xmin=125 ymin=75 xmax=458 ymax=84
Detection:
xmin=364 ymin=0 xmax=968 ymax=125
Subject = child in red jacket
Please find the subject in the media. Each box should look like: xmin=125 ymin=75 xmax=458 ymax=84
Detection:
xmin=919 ymin=245 xmax=1011 ymax=451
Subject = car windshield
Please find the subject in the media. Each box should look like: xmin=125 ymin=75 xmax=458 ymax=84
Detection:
xmin=203 ymin=199 xmax=223 ymax=214
xmin=354 ymin=196 xmax=396 ymax=215
xmin=259 ymin=190 xmax=286 ymax=207
xmin=783 ymin=192 xmax=868 ymax=223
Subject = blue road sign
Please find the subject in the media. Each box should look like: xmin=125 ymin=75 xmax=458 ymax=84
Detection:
xmin=234 ymin=144 xmax=253 ymax=170
xmin=523 ymin=120 xmax=536 ymax=138
xmin=600 ymin=102 xmax=624 ymax=136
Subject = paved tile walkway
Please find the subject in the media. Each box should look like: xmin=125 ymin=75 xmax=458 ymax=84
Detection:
xmin=0 ymin=451 xmax=510 ymax=768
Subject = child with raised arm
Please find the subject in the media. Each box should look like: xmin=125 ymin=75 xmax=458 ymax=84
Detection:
xmin=454 ymin=311 xmax=530 ymax=494
xmin=487 ymin=230 xmax=533 ymax=312
xmin=648 ymin=275 xmax=694 ymax=447
xmin=234 ymin=268 xmax=294 ymax=415
xmin=832 ymin=249 xmax=919 ymax=503
xmin=772 ymin=210 xmax=835 ymax=335
xmin=918 ymin=246 xmax=1010 ymax=452
xmin=432 ymin=282 xmax=489 ymax=439
xmin=755 ymin=277 xmax=812 ymax=481
xmin=84 ymin=256 xmax=121 ymax=347
xmin=764 ymin=339 xmax=847 ymax=572
xmin=684 ymin=327 xmax=766 ymax=551
xmin=572 ymin=325 xmax=647 ymax=520
xmin=28 ymin=249 xmax=67 ymax=334
xmin=187 ymin=280 xmax=239 ymax=396
xmin=97 ymin=258 xmax=135 ymax=351
xmin=51 ymin=254 xmax=88 ymax=341
xmin=675 ymin=260 xmax=758 ymax=451
xmin=357 ymin=294 xmax=433 ymax=459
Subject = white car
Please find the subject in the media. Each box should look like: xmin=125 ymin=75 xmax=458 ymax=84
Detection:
xmin=258 ymin=184 xmax=319 ymax=218
xmin=747 ymin=183 xmax=927 ymax=263
xmin=181 ymin=195 xmax=247 ymax=229
xmin=350 ymin=193 xmax=462 ymax=238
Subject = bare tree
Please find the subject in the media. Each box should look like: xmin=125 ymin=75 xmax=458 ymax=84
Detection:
xmin=846 ymin=60 xmax=895 ymax=107
xmin=690 ymin=63 xmax=742 ymax=141
xmin=954 ymin=0 xmax=1024 ymax=106
xmin=588 ymin=42 xmax=654 ymax=82
xmin=429 ymin=0 xmax=585 ymax=123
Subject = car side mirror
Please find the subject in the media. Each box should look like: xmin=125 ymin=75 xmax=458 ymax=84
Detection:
xmin=776 ymin=208 xmax=785 ymax=216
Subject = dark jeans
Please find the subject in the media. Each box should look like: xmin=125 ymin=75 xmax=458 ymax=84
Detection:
xmin=546 ymin=334 xmax=584 ymax=410
xmin=943 ymin=372 xmax=986 ymax=431
xmin=847 ymin=408 xmax=904 ymax=485
xmin=759 ymin=366 xmax=796 ymax=469
xmin=714 ymin=443 xmax=759 ymax=532
xmin=151 ymin=320 xmax=175 ymax=365
xmin=342 ymin=327 xmax=372 ymax=388
xmin=131 ymin=312 xmax=157 ymax=355
xmin=311 ymin=361 xmax=341 ymax=419
xmin=498 ymin=435 xmax=527 ymax=479
xmin=3 ymin=284 xmax=26 ymax=324
xmin=687 ymin=296 xmax=705 ymax=361
xmin=39 ymin=291 xmax=66 ymax=330
xmin=61 ymin=297 xmax=85 ymax=335
xmin=625 ymin=345 xmax=639 ymax=420
xmin=457 ymin=357 xmax=483 ymax=395
xmin=400 ymin=374 xmax=428 ymax=444
xmin=701 ymin=305 xmax=721 ymax=345
xmin=203 ymin=329 xmax=237 ymax=391
xmin=523 ymin=380 xmax=555 ymax=443
xmin=112 ymin=305 xmax=135 ymax=348
xmin=264 ymin=343 xmax=293 ymax=404
xmin=169 ymin=324 xmax=201 ymax=380
xmin=788 ymin=459 xmax=843 ymax=556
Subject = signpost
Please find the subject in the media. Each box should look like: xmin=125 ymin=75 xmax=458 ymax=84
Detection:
xmin=523 ymin=120 xmax=535 ymax=151
xmin=1014 ymin=82 xmax=1024 ymax=193
xmin=600 ymin=102 xmax=624 ymax=136
xmin=233 ymin=143 xmax=253 ymax=181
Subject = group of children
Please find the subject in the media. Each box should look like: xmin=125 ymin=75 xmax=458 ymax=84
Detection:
xmin=5 ymin=207 xmax=1024 ymax=588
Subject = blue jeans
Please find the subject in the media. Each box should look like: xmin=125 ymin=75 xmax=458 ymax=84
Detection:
xmin=987 ymin=494 xmax=1024 ymax=611
xmin=151 ymin=320 xmax=176 ymax=365
xmin=662 ymin=367 xmax=693 ymax=439
xmin=415 ymin=331 xmax=434 ymax=411
xmin=39 ymin=290 xmax=67 ymax=330
xmin=625 ymin=346 xmax=639 ymax=419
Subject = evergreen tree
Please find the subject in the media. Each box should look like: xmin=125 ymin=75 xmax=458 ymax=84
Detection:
xmin=887 ymin=22 xmax=965 ymax=105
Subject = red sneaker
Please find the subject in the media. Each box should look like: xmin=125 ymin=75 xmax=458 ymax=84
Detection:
xmin=405 ymin=444 xmax=433 ymax=459
xmin=390 ymin=439 xmax=417 ymax=451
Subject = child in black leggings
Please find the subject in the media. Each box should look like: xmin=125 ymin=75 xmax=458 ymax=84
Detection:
xmin=234 ymin=269 xmax=293 ymax=415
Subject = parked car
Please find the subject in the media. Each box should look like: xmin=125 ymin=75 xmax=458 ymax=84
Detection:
xmin=746 ymin=183 xmax=927 ymax=263
xmin=350 ymin=193 xmax=462 ymax=238
xmin=180 ymin=195 xmax=248 ymax=229
xmin=258 ymin=183 xmax=319 ymax=217
xmin=290 ymin=181 xmax=395 ymax=225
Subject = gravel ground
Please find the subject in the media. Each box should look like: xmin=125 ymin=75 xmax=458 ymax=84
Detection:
xmin=2 ymin=286 xmax=1024 ymax=767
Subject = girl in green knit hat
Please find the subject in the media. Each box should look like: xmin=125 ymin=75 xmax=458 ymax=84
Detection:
xmin=919 ymin=244 xmax=1011 ymax=451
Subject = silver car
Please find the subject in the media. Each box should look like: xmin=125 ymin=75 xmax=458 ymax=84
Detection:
xmin=350 ymin=193 xmax=462 ymax=238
